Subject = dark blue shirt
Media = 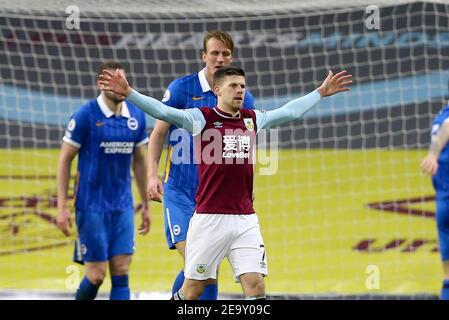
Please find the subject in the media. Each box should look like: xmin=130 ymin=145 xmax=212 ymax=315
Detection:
xmin=431 ymin=104 xmax=449 ymax=199
xmin=63 ymin=96 xmax=148 ymax=211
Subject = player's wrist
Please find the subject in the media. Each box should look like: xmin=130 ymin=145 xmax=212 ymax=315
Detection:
xmin=317 ymin=87 xmax=324 ymax=97
xmin=57 ymin=208 xmax=69 ymax=216
xmin=141 ymin=201 xmax=149 ymax=209
xmin=147 ymin=169 xmax=160 ymax=179
xmin=57 ymin=200 xmax=68 ymax=211
xmin=125 ymin=86 xmax=133 ymax=97
xmin=428 ymin=152 xmax=439 ymax=160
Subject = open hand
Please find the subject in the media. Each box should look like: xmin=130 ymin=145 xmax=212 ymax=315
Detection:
xmin=98 ymin=69 xmax=132 ymax=97
xmin=318 ymin=70 xmax=352 ymax=97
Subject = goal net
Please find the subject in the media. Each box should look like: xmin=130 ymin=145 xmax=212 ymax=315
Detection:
xmin=1 ymin=0 xmax=448 ymax=299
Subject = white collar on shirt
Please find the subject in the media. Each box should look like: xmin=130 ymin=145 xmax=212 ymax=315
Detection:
xmin=97 ymin=95 xmax=130 ymax=118
xmin=198 ymin=68 xmax=212 ymax=93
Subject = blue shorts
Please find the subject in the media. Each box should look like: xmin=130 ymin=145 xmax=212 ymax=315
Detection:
xmin=436 ymin=199 xmax=449 ymax=261
xmin=73 ymin=209 xmax=135 ymax=264
xmin=163 ymin=183 xmax=196 ymax=249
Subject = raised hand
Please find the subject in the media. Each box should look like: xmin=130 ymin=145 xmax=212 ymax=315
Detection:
xmin=318 ymin=70 xmax=352 ymax=97
xmin=98 ymin=69 xmax=132 ymax=97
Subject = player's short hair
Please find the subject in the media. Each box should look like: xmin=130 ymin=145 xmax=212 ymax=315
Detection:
xmin=213 ymin=66 xmax=245 ymax=86
xmin=97 ymin=61 xmax=124 ymax=77
xmin=203 ymin=30 xmax=234 ymax=53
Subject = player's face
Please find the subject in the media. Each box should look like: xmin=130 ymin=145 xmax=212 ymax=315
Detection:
xmin=202 ymin=38 xmax=233 ymax=76
xmin=98 ymin=68 xmax=127 ymax=102
xmin=215 ymin=75 xmax=246 ymax=112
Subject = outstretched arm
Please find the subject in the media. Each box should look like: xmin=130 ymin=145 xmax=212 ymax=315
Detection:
xmin=256 ymin=70 xmax=352 ymax=130
xmin=99 ymin=70 xmax=205 ymax=135
xmin=421 ymin=120 xmax=449 ymax=176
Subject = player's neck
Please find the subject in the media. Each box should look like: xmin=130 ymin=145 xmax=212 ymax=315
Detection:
xmin=217 ymin=104 xmax=240 ymax=117
xmin=206 ymin=70 xmax=214 ymax=90
xmin=102 ymin=94 xmax=122 ymax=116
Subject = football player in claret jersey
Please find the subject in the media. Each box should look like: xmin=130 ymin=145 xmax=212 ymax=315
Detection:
xmin=147 ymin=31 xmax=254 ymax=300
xmin=99 ymin=65 xmax=352 ymax=300
xmin=421 ymin=102 xmax=449 ymax=300
xmin=56 ymin=61 xmax=151 ymax=300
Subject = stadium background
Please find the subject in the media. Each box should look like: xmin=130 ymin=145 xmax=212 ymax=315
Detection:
xmin=1 ymin=0 xmax=448 ymax=299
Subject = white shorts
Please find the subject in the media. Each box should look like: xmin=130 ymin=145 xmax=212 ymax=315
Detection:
xmin=184 ymin=213 xmax=268 ymax=282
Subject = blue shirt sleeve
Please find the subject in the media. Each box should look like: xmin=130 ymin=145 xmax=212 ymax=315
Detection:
xmin=255 ymin=89 xmax=322 ymax=132
xmin=62 ymin=107 xmax=89 ymax=148
xmin=243 ymin=90 xmax=255 ymax=110
xmin=431 ymin=122 xmax=441 ymax=137
xmin=431 ymin=108 xmax=449 ymax=138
